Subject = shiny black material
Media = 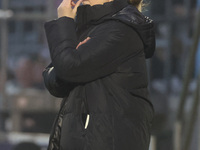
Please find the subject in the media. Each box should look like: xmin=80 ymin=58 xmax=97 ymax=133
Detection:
xmin=43 ymin=0 xmax=155 ymax=149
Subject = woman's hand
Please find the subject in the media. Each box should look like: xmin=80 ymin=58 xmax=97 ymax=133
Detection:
xmin=57 ymin=0 xmax=83 ymax=19
xmin=76 ymin=37 xmax=91 ymax=49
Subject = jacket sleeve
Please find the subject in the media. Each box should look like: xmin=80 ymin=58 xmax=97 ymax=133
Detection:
xmin=42 ymin=63 xmax=75 ymax=98
xmin=44 ymin=16 xmax=143 ymax=83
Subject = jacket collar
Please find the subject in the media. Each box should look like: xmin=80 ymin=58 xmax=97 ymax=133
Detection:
xmin=75 ymin=0 xmax=128 ymax=29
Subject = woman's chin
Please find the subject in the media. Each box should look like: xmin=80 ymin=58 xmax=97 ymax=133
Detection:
xmin=82 ymin=0 xmax=90 ymax=5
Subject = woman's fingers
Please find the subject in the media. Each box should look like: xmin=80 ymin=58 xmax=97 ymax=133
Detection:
xmin=73 ymin=0 xmax=83 ymax=11
xmin=62 ymin=0 xmax=81 ymax=9
xmin=57 ymin=0 xmax=82 ymax=19
xmin=62 ymin=0 xmax=71 ymax=5
xmin=71 ymin=1 xmax=76 ymax=7
xmin=76 ymin=37 xmax=91 ymax=49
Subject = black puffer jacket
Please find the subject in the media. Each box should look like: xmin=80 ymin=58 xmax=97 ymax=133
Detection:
xmin=43 ymin=0 xmax=155 ymax=150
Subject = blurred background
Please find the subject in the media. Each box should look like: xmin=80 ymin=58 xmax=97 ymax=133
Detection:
xmin=0 ymin=0 xmax=199 ymax=150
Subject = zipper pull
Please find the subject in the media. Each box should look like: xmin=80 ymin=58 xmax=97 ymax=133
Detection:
xmin=84 ymin=114 xmax=90 ymax=129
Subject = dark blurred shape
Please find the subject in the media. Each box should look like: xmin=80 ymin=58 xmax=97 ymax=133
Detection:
xmin=13 ymin=54 xmax=47 ymax=89
xmin=13 ymin=142 xmax=41 ymax=150
xmin=15 ymin=57 xmax=34 ymax=88
xmin=21 ymin=112 xmax=57 ymax=133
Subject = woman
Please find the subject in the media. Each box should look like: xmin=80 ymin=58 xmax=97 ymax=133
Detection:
xmin=43 ymin=0 xmax=155 ymax=149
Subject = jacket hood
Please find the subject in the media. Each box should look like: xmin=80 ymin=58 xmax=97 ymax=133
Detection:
xmin=112 ymin=5 xmax=156 ymax=59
